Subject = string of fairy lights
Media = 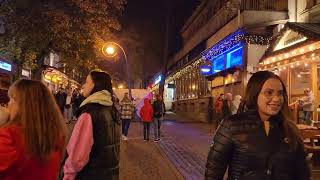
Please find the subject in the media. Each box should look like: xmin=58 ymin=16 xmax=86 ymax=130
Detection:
xmin=202 ymin=33 xmax=271 ymax=60
xmin=168 ymin=32 xmax=271 ymax=81
xmin=258 ymin=41 xmax=320 ymax=77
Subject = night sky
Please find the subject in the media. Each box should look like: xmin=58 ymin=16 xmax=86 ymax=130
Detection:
xmin=104 ymin=0 xmax=201 ymax=84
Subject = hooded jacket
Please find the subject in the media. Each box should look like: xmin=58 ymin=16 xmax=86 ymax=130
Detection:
xmin=64 ymin=90 xmax=120 ymax=180
xmin=140 ymin=99 xmax=153 ymax=122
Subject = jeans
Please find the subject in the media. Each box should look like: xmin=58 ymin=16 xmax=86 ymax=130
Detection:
xmin=153 ymin=118 xmax=161 ymax=140
xmin=122 ymin=119 xmax=131 ymax=136
xmin=304 ymin=111 xmax=312 ymax=125
xmin=143 ymin=122 xmax=150 ymax=140
xmin=64 ymin=106 xmax=73 ymax=122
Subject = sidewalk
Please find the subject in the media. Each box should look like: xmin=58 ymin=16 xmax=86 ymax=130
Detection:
xmin=120 ymin=122 xmax=184 ymax=180
xmin=67 ymin=121 xmax=184 ymax=180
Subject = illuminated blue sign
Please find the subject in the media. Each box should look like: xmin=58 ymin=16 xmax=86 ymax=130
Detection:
xmin=226 ymin=46 xmax=243 ymax=68
xmin=154 ymin=75 xmax=161 ymax=85
xmin=213 ymin=55 xmax=225 ymax=73
xmin=0 ymin=61 xmax=12 ymax=72
xmin=200 ymin=65 xmax=212 ymax=76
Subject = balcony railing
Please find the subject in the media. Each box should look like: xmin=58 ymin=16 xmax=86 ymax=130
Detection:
xmin=240 ymin=0 xmax=288 ymax=11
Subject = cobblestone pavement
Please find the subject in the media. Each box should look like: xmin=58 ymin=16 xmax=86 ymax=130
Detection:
xmin=157 ymin=119 xmax=215 ymax=180
xmin=119 ymin=122 xmax=184 ymax=180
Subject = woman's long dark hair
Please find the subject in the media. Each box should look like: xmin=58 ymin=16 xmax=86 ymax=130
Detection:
xmin=88 ymin=71 xmax=120 ymax=123
xmin=244 ymin=71 xmax=302 ymax=150
xmin=89 ymin=71 xmax=113 ymax=95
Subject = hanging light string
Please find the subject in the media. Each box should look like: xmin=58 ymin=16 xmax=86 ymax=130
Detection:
xmin=258 ymin=41 xmax=320 ymax=74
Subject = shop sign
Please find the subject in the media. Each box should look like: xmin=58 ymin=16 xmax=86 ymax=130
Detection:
xmin=274 ymin=30 xmax=307 ymax=51
xmin=154 ymin=75 xmax=162 ymax=85
xmin=22 ymin=69 xmax=31 ymax=77
xmin=200 ymin=65 xmax=212 ymax=75
xmin=167 ymin=84 xmax=175 ymax=88
xmin=211 ymin=44 xmax=244 ymax=75
xmin=0 ymin=61 xmax=12 ymax=72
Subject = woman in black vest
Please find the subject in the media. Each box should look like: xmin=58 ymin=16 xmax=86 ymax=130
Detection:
xmin=205 ymin=71 xmax=310 ymax=180
xmin=63 ymin=71 xmax=120 ymax=180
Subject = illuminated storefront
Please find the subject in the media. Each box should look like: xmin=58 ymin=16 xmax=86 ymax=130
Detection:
xmin=42 ymin=67 xmax=80 ymax=92
xmin=202 ymin=30 xmax=270 ymax=98
xmin=258 ymin=22 xmax=320 ymax=122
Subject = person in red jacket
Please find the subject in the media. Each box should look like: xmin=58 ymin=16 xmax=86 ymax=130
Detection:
xmin=0 ymin=79 xmax=67 ymax=180
xmin=140 ymin=98 xmax=153 ymax=141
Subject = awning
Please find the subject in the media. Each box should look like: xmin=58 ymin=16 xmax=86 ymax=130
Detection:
xmin=260 ymin=22 xmax=320 ymax=61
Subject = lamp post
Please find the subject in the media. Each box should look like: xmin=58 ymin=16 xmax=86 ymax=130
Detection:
xmin=103 ymin=42 xmax=132 ymax=99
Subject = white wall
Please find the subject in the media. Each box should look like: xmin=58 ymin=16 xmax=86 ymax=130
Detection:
xmin=247 ymin=44 xmax=268 ymax=70
xmin=288 ymin=0 xmax=297 ymax=22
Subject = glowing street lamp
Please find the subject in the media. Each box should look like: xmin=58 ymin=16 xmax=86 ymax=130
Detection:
xmin=102 ymin=42 xmax=132 ymax=98
xmin=106 ymin=46 xmax=115 ymax=55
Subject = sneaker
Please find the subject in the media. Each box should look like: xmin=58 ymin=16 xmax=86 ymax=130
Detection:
xmin=154 ymin=139 xmax=159 ymax=143
xmin=143 ymin=139 xmax=148 ymax=142
xmin=123 ymin=136 xmax=128 ymax=141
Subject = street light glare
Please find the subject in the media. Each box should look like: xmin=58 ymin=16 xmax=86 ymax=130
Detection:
xmin=106 ymin=46 xmax=115 ymax=55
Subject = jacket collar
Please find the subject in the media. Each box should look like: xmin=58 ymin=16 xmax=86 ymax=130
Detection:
xmin=80 ymin=90 xmax=113 ymax=108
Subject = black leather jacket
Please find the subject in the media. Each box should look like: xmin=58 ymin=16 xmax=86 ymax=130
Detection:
xmin=205 ymin=110 xmax=310 ymax=180
xmin=76 ymin=103 xmax=120 ymax=180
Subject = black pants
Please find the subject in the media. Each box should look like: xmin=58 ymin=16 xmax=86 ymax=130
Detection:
xmin=143 ymin=122 xmax=150 ymax=140
xmin=122 ymin=119 xmax=131 ymax=136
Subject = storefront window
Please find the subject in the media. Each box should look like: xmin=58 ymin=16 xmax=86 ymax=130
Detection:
xmin=290 ymin=66 xmax=311 ymax=102
xmin=278 ymin=69 xmax=288 ymax=90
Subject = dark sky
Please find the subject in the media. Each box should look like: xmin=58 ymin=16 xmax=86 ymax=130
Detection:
xmin=108 ymin=0 xmax=201 ymax=83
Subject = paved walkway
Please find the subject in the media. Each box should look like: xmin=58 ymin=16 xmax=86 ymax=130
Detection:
xmin=119 ymin=122 xmax=184 ymax=180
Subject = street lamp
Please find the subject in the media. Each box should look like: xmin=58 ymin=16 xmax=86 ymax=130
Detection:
xmin=102 ymin=42 xmax=132 ymax=99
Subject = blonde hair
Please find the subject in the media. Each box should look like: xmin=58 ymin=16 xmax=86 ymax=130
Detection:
xmin=8 ymin=79 xmax=66 ymax=161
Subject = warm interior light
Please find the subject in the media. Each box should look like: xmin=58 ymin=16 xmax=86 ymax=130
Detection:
xmin=305 ymin=63 xmax=308 ymax=67
xmin=309 ymin=45 xmax=314 ymax=51
xmin=290 ymin=64 xmax=294 ymax=68
xmin=297 ymin=74 xmax=301 ymax=78
xmin=284 ymin=54 xmax=289 ymax=58
xmin=300 ymin=48 xmax=305 ymax=53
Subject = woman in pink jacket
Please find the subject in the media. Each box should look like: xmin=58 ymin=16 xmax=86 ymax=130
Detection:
xmin=140 ymin=98 xmax=153 ymax=141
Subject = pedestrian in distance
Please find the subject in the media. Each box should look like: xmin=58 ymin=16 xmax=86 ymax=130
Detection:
xmin=231 ymin=95 xmax=242 ymax=115
xmin=214 ymin=94 xmax=224 ymax=123
xmin=222 ymin=92 xmax=232 ymax=119
xmin=0 ymin=77 xmax=10 ymax=126
xmin=152 ymin=94 xmax=165 ymax=142
xmin=140 ymin=98 xmax=153 ymax=141
xmin=0 ymin=76 xmax=10 ymax=107
xmin=64 ymin=88 xmax=73 ymax=124
xmin=55 ymin=88 xmax=67 ymax=114
xmin=120 ymin=92 xmax=135 ymax=141
xmin=0 ymin=79 xmax=67 ymax=179
xmin=63 ymin=71 xmax=120 ymax=180
xmin=205 ymin=71 xmax=310 ymax=180
xmin=71 ymin=89 xmax=84 ymax=121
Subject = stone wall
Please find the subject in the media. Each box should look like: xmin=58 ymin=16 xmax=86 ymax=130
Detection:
xmin=172 ymin=97 xmax=211 ymax=123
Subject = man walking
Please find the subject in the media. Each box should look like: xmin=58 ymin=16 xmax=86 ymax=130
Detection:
xmin=152 ymin=94 xmax=165 ymax=142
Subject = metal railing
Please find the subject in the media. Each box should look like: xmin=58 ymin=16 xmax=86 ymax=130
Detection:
xmin=240 ymin=0 xmax=288 ymax=11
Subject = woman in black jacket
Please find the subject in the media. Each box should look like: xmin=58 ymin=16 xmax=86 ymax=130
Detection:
xmin=63 ymin=71 xmax=120 ymax=180
xmin=205 ymin=71 xmax=310 ymax=180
